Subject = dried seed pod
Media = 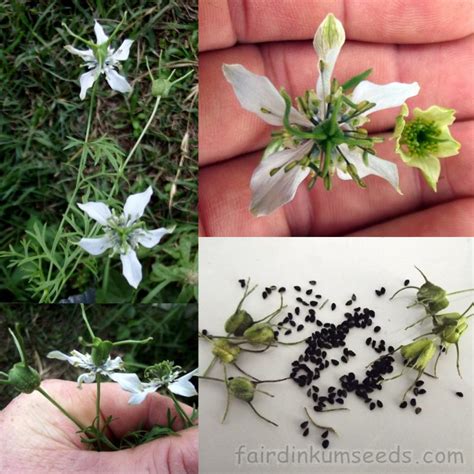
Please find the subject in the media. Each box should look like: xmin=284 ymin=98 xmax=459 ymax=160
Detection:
xmin=243 ymin=322 xmax=275 ymax=346
xmin=224 ymin=309 xmax=254 ymax=336
xmin=211 ymin=339 xmax=241 ymax=364
xmin=228 ymin=377 xmax=256 ymax=402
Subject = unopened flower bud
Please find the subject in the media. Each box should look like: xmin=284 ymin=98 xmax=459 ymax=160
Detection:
xmin=225 ymin=309 xmax=254 ymax=336
xmin=313 ymin=14 xmax=345 ymax=62
xmin=228 ymin=376 xmax=255 ymax=402
xmin=243 ymin=322 xmax=275 ymax=345
xmin=8 ymin=363 xmax=41 ymax=394
xmin=212 ymin=339 xmax=241 ymax=364
xmin=152 ymin=78 xmax=172 ymax=98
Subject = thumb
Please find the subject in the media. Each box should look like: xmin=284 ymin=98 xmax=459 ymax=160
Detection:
xmin=91 ymin=426 xmax=198 ymax=474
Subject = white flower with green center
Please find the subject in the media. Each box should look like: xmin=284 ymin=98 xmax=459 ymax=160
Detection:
xmin=110 ymin=361 xmax=198 ymax=405
xmin=393 ymin=104 xmax=461 ymax=191
xmin=77 ymin=187 xmax=173 ymax=289
xmin=222 ymin=13 xmax=420 ymax=216
xmin=65 ymin=20 xmax=133 ymax=100
xmin=47 ymin=349 xmax=124 ymax=387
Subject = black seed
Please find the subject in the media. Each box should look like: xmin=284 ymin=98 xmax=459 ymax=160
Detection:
xmin=410 ymin=398 xmax=416 ymax=406
xmin=202 ymin=329 xmax=208 ymax=335
xmin=415 ymin=380 xmax=424 ymax=387
xmin=322 ymin=439 xmax=329 ymax=449
xmin=380 ymin=287 xmax=386 ymax=294
xmin=351 ymin=294 xmax=357 ymax=301
xmin=297 ymin=324 xmax=304 ymax=332
xmin=404 ymin=279 xmax=410 ymax=286
xmin=377 ymin=400 xmax=383 ymax=408
xmin=309 ymin=280 xmax=316 ymax=285
xmin=317 ymin=320 xmax=323 ymax=327
xmin=399 ymin=401 xmax=407 ymax=409
xmin=262 ymin=292 xmax=267 ymax=299
xmin=278 ymin=287 xmax=286 ymax=293
xmin=375 ymin=289 xmax=381 ymax=296
xmin=315 ymin=294 xmax=322 ymax=299
xmin=290 ymin=320 xmax=296 ymax=327
xmin=345 ymin=300 xmax=353 ymax=306
xmin=388 ymin=346 xmax=394 ymax=354
xmin=415 ymin=407 xmax=422 ymax=414
xmin=418 ymin=389 xmax=426 ymax=395
xmin=348 ymin=350 xmax=356 ymax=357
xmin=336 ymin=398 xmax=344 ymax=404
xmin=374 ymin=326 xmax=381 ymax=333
xmin=295 ymin=307 xmax=300 ymax=315
xmin=285 ymin=329 xmax=292 ymax=335
xmin=321 ymin=430 xmax=329 ymax=438
xmin=331 ymin=303 xmax=336 ymax=311
xmin=300 ymin=421 xmax=308 ymax=429
xmin=366 ymin=337 xmax=372 ymax=345
xmin=306 ymin=289 xmax=313 ymax=295
xmin=310 ymin=301 xmax=318 ymax=307
xmin=303 ymin=428 xmax=309 ymax=437
xmin=369 ymin=402 xmax=376 ymax=410
xmin=413 ymin=388 xmax=419 ymax=396
xmin=341 ymin=356 xmax=348 ymax=363
xmin=294 ymin=286 xmax=301 ymax=291
xmin=456 ymin=391 xmax=464 ymax=397
xmin=331 ymin=359 xmax=339 ymax=366
xmin=238 ymin=279 xmax=246 ymax=288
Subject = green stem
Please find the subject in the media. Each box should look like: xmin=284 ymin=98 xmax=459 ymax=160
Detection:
xmin=81 ymin=304 xmax=95 ymax=340
xmin=390 ymin=286 xmax=419 ymax=300
xmin=168 ymin=389 xmax=194 ymax=428
xmin=102 ymin=258 xmax=111 ymax=293
xmin=447 ymin=288 xmax=474 ymax=296
xmin=304 ymin=407 xmax=338 ymax=435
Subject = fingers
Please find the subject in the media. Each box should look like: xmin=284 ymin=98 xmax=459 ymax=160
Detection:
xmin=348 ymin=198 xmax=474 ymax=236
xmin=200 ymin=36 xmax=474 ymax=165
xmin=199 ymin=121 xmax=474 ymax=236
xmin=199 ymin=0 xmax=474 ymax=51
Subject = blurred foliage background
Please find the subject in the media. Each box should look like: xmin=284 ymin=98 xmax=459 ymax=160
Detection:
xmin=0 ymin=303 xmax=198 ymax=408
xmin=0 ymin=0 xmax=198 ymax=302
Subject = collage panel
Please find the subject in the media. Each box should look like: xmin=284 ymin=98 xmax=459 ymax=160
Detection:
xmin=198 ymin=237 xmax=473 ymax=473
xmin=0 ymin=303 xmax=198 ymax=471
xmin=0 ymin=0 xmax=198 ymax=304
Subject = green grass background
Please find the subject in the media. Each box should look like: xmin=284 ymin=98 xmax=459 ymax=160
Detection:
xmin=0 ymin=0 xmax=198 ymax=302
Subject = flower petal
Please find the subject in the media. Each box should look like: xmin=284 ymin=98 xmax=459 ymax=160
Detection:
xmin=351 ymin=81 xmax=420 ymax=115
xmin=111 ymin=39 xmax=134 ymax=61
xmin=78 ymin=236 xmax=114 ymax=256
xmin=77 ymin=201 xmax=112 ymax=226
xmin=104 ymin=68 xmax=132 ymax=93
xmin=79 ymin=67 xmax=99 ymax=100
xmin=47 ymin=350 xmax=76 ymax=364
xmin=314 ymin=14 xmax=345 ymax=113
xmin=65 ymin=45 xmax=95 ymax=63
xmin=336 ymin=145 xmax=401 ymax=193
xmin=120 ymin=249 xmax=142 ymax=289
xmin=402 ymin=154 xmax=441 ymax=192
xmin=123 ymin=186 xmax=153 ymax=224
xmin=222 ymin=64 xmax=312 ymax=127
xmin=250 ymin=141 xmax=313 ymax=216
xmin=109 ymin=372 xmax=143 ymax=392
xmin=77 ymin=372 xmax=96 ymax=387
xmin=133 ymin=228 xmax=171 ymax=249
xmin=94 ymin=20 xmax=109 ymax=45
xmin=129 ymin=391 xmax=151 ymax=405
xmin=169 ymin=368 xmax=198 ymax=397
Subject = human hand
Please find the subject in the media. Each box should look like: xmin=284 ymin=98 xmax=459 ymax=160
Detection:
xmin=0 ymin=380 xmax=198 ymax=474
xmin=198 ymin=0 xmax=474 ymax=236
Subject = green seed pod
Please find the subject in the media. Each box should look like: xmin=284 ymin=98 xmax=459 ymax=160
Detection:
xmin=224 ymin=309 xmax=254 ymax=336
xmin=91 ymin=338 xmax=113 ymax=366
xmin=401 ymin=338 xmax=436 ymax=370
xmin=152 ymin=78 xmax=172 ymax=98
xmin=211 ymin=339 xmax=241 ymax=364
xmin=439 ymin=317 xmax=468 ymax=344
xmin=243 ymin=322 xmax=275 ymax=345
xmin=417 ymin=281 xmax=449 ymax=314
xmin=8 ymin=363 xmax=41 ymax=394
xmin=228 ymin=376 xmax=255 ymax=402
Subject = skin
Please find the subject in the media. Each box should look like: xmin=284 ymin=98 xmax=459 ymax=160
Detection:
xmin=198 ymin=0 xmax=474 ymax=236
xmin=0 ymin=380 xmax=198 ymax=474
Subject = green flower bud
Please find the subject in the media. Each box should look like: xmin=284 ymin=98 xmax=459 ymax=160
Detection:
xmin=211 ymin=339 xmax=241 ymax=364
xmin=224 ymin=309 xmax=254 ymax=336
xmin=243 ymin=322 xmax=275 ymax=345
xmin=401 ymin=338 xmax=436 ymax=371
xmin=228 ymin=376 xmax=255 ymax=402
xmin=152 ymin=78 xmax=172 ymax=98
xmin=91 ymin=337 xmax=113 ymax=366
xmin=313 ymin=14 xmax=345 ymax=62
xmin=8 ymin=363 xmax=41 ymax=393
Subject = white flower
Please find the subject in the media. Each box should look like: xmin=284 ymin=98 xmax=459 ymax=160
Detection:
xmin=77 ymin=186 xmax=173 ymax=289
xmin=47 ymin=349 xmax=124 ymax=387
xmin=65 ymin=20 xmax=133 ymax=100
xmin=110 ymin=368 xmax=198 ymax=405
xmin=223 ymin=13 xmax=420 ymax=216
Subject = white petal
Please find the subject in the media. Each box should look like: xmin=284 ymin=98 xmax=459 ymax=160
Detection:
xmin=77 ymin=201 xmax=112 ymax=226
xmin=351 ymin=81 xmax=420 ymax=115
xmin=111 ymin=39 xmax=134 ymax=61
xmin=103 ymin=356 xmax=124 ymax=372
xmin=222 ymin=64 xmax=312 ymax=128
xmin=314 ymin=14 xmax=346 ymax=113
xmin=104 ymin=68 xmax=132 ymax=93
xmin=128 ymin=391 xmax=150 ymax=405
xmin=122 ymin=186 xmax=153 ymax=224
xmin=250 ymin=141 xmax=313 ymax=216
xmin=47 ymin=350 xmax=77 ymax=364
xmin=109 ymin=372 xmax=143 ymax=393
xmin=120 ymin=249 xmax=142 ymax=289
xmin=78 ymin=236 xmax=114 ymax=256
xmin=169 ymin=368 xmax=198 ymax=397
xmin=133 ymin=228 xmax=170 ymax=249
xmin=79 ymin=67 xmax=99 ymax=100
xmin=77 ymin=372 xmax=96 ymax=387
xmin=94 ymin=20 xmax=109 ymax=45
xmin=336 ymin=145 xmax=401 ymax=192
xmin=65 ymin=45 xmax=95 ymax=63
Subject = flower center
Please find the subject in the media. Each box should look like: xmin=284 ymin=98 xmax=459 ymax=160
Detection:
xmin=401 ymin=118 xmax=441 ymax=157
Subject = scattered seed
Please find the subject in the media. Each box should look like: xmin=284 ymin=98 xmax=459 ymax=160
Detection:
xmin=369 ymin=402 xmax=376 ymax=410
xmin=351 ymin=294 xmax=357 ymax=301
xmin=262 ymin=292 xmax=267 ymax=299
xmin=418 ymin=389 xmax=426 ymax=395
xmin=306 ymin=289 xmax=313 ymax=295
xmin=415 ymin=380 xmax=424 ymax=387
xmin=297 ymin=324 xmax=304 ymax=332
xmin=366 ymin=337 xmax=372 ymax=345
xmin=295 ymin=307 xmax=300 ymax=315
xmin=238 ymin=279 xmax=246 ymax=288
xmin=345 ymin=300 xmax=353 ymax=306
xmin=278 ymin=287 xmax=286 ymax=293
xmin=303 ymin=427 xmax=309 ymax=437
xmin=377 ymin=400 xmax=383 ymax=408
xmin=300 ymin=421 xmax=308 ymax=429
xmin=309 ymin=280 xmax=316 ymax=285
xmin=285 ymin=329 xmax=292 ymax=336
xmin=341 ymin=356 xmax=348 ymax=363
xmin=294 ymin=286 xmax=301 ymax=291
xmin=456 ymin=391 xmax=464 ymax=398
xmin=415 ymin=407 xmax=422 ymax=415
xmin=374 ymin=326 xmax=381 ymax=333
xmin=322 ymin=439 xmax=329 ymax=449
xmin=404 ymin=279 xmax=410 ymax=286
xmin=331 ymin=303 xmax=336 ymax=311
xmin=331 ymin=359 xmax=339 ymax=366
xmin=410 ymin=398 xmax=416 ymax=406
xmin=399 ymin=401 xmax=407 ymax=409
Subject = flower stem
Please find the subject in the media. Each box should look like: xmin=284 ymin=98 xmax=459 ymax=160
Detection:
xmin=81 ymin=304 xmax=96 ymax=340
xmin=168 ymin=389 xmax=194 ymax=428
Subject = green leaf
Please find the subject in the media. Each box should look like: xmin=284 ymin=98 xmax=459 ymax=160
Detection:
xmin=341 ymin=68 xmax=372 ymax=92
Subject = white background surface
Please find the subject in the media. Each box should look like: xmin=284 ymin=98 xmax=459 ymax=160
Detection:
xmin=199 ymin=238 xmax=473 ymax=474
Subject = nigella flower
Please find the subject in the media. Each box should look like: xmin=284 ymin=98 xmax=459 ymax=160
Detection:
xmin=393 ymin=104 xmax=461 ymax=191
xmin=47 ymin=349 xmax=124 ymax=387
xmin=223 ymin=13 xmax=420 ymax=216
xmin=77 ymin=187 xmax=173 ymax=289
xmin=65 ymin=20 xmax=133 ymax=100
xmin=110 ymin=361 xmax=198 ymax=405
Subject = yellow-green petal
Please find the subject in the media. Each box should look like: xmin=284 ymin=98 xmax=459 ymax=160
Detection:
xmin=406 ymin=154 xmax=441 ymax=192
xmin=413 ymin=105 xmax=456 ymax=127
